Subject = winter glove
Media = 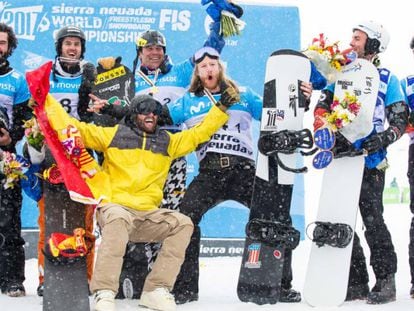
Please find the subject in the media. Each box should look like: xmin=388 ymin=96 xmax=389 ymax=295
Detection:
xmin=331 ymin=132 xmax=353 ymax=156
xmin=21 ymin=164 xmax=42 ymax=201
xmin=203 ymin=0 xmax=243 ymax=22
xmin=218 ymin=80 xmax=240 ymax=108
xmin=362 ymin=127 xmax=400 ymax=154
xmin=78 ymin=62 xmax=97 ymax=122
xmin=82 ymin=62 xmax=96 ymax=82
xmin=97 ymin=56 xmax=122 ymax=70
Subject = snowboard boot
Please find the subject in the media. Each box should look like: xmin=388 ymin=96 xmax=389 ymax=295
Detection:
xmin=366 ymin=274 xmax=396 ymax=304
xmin=174 ymin=291 xmax=199 ymax=305
xmin=279 ymin=288 xmax=301 ymax=303
xmin=140 ymin=287 xmax=176 ymax=311
xmin=37 ymin=283 xmax=44 ymax=297
xmin=94 ymin=289 xmax=115 ymax=311
xmin=345 ymin=283 xmax=369 ymax=301
xmin=410 ymin=284 xmax=414 ymax=298
xmin=2 ymin=282 xmax=26 ymax=297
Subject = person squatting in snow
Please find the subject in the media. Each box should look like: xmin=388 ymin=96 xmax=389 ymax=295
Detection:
xmin=42 ymin=75 xmax=239 ymax=310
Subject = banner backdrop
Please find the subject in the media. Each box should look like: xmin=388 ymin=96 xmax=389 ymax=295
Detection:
xmin=2 ymin=0 xmax=304 ymax=238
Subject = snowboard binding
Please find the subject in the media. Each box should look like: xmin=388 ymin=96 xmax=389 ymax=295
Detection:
xmin=258 ymin=129 xmax=314 ymax=173
xmin=307 ymin=221 xmax=353 ymax=248
xmin=246 ymin=218 xmax=300 ymax=249
xmin=44 ymin=227 xmax=95 ymax=265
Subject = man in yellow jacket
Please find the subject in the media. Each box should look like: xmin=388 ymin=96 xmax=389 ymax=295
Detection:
xmin=44 ymin=83 xmax=239 ymax=311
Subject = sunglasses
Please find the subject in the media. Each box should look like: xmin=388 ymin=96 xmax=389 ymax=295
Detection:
xmin=193 ymin=47 xmax=220 ymax=64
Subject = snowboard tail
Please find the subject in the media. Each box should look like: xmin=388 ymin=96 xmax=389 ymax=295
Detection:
xmin=43 ymin=182 xmax=90 ymax=311
xmin=237 ymin=238 xmax=284 ymax=305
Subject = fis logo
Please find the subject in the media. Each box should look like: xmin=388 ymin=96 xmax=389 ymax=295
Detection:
xmin=0 ymin=2 xmax=50 ymax=40
xmin=159 ymin=9 xmax=190 ymax=31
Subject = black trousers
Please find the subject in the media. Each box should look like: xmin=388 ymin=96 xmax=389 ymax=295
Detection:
xmin=407 ymin=144 xmax=414 ymax=285
xmin=173 ymin=155 xmax=295 ymax=296
xmin=348 ymin=166 xmax=397 ymax=287
xmin=0 ymin=184 xmax=25 ymax=289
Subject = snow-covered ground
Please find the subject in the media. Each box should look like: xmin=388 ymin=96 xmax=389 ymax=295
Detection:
xmin=1 ymin=200 xmax=413 ymax=311
xmin=2 ymin=1 xmax=413 ymax=308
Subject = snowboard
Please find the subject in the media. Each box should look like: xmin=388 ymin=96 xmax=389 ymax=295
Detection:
xmin=303 ymin=58 xmax=380 ymax=307
xmin=42 ymin=151 xmax=91 ymax=311
xmin=92 ymin=58 xmax=135 ymax=127
xmin=237 ymin=49 xmax=311 ymax=304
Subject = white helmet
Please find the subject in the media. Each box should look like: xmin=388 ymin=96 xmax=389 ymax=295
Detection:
xmin=353 ymin=21 xmax=390 ymax=54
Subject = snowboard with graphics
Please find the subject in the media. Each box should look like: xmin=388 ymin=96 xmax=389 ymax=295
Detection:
xmin=237 ymin=49 xmax=312 ymax=304
xmin=303 ymin=58 xmax=379 ymax=307
xmin=42 ymin=151 xmax=91 ymax=311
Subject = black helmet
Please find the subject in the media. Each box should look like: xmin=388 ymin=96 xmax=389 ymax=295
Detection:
xmin=54 ymin=25 xmax=86 ymax=58
xmin=136 ymin=30 xmax=166 ymax=53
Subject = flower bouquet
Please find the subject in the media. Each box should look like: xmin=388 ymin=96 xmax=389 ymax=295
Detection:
xmin=24 ymin=117 xmax=45 ymax=151
xmin=0 ymin=151 xmax=28 ymax=189
xmin=220 ymin=9 xmax=246 ymax=37
xmin=323 ymin=91 xmax=362 ymax=131
xmin=303 ymin=33 xmax=355 ymax=83
xmin=203 ymin=0 xmax=245 ymax=38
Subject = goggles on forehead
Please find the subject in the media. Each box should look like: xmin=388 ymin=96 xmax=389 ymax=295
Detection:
xmin=193 ymin=47 xmax=220 ymax=64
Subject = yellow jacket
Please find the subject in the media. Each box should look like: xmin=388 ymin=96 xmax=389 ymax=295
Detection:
xmin=44 ymin=94 xmax=228 ymax=211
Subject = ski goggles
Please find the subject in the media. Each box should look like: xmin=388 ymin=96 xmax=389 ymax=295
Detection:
xmin=193 ymin=47 xmax=220 ymax=64
xmin=131 ymin=96 xmax=163 ymax=116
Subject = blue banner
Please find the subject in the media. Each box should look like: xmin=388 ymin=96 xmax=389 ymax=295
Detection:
xmin=2 ymin=0 xmax=304 ymax=238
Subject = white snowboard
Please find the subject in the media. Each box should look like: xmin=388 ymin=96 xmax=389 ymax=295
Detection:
xmin=303 ymin=58 xmax=379 ymax=307
xmin=256 ymin=49 xmax=311 ymax=185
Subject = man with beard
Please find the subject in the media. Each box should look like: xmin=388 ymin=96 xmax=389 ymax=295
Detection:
xmin=0 ymin=23 xmax=32 ymax=297
xmin=313 ymin=21 xmax=408 ymax=304
xmin=162 ymin=46 xmax=323 ymax=304
xmin=40 ymin=83 xmax=239 ymax=311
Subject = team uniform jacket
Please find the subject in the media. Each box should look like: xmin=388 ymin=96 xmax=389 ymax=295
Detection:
xmin=44 ymin=95 xmax=228 ymax=211
xmin=168 ymin=86 xmax=262 ymax=162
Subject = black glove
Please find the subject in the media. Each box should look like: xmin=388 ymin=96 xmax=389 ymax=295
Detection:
xmin=362 ymin=127 xmax=400 ymax=154
xmin=230 ymin=3 xmax=244 ymax=18
xmin=218 ymin=80 xmax=240 ymax=108
xmin=82 ymin=62 xmax=96 ymax=83
xmin=331 ymin=132 xmax=353 ymax=156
